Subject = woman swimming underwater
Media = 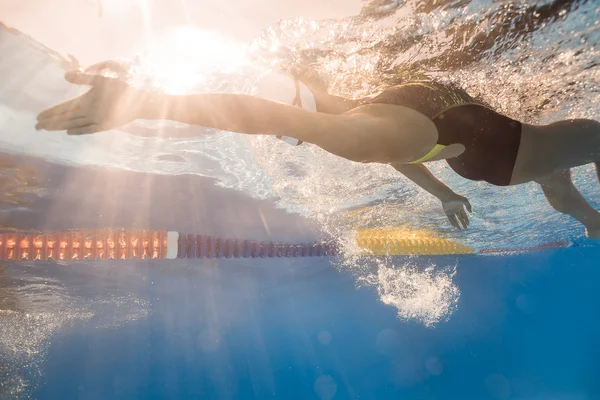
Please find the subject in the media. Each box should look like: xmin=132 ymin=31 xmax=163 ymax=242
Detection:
xmin=35 ymin=66 xmax=600 ymax=237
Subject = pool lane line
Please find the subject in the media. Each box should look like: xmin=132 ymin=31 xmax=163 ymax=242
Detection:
xmin=0 ymin=228 xmax=575 ymax=261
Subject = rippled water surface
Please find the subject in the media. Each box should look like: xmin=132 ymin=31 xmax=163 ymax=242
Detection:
xmin=2 ymin=0 xmax=599 ymax=249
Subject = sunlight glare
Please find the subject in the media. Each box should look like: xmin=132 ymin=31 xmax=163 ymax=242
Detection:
xmin=143 ymin=26 xmax=248 ymax=93
xmin=93 ymin=0 xmax=142 ymax=14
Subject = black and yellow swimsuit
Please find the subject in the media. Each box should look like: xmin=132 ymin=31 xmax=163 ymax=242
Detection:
xmin=367 ymin=81 xmax=522 ymax=186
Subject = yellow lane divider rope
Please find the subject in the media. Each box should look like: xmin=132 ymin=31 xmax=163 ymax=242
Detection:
xmin=355 ymin=227 xmax=475 ymax=255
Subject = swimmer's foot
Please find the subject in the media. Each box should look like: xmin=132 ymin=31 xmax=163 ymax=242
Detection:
xmin=585 ymin=226 xmax=600 ymax=239
xmin=595 ymin=162 xmax=600 ymax=184
xmin=583 ymin=210 xmax=600 ymax=239
xmin=585 ymin=215 xmax=600 ymax=238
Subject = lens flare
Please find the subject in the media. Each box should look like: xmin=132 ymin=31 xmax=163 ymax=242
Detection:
xmin=142 ymin=26 xmax=248 ymax=93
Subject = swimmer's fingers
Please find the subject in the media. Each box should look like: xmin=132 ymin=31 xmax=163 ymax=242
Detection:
xmin=447 ymin=213 xmax=462 ymax=230
xmin=36 ymin=114 xmax=94 ymax=131
xmin=65 ymin=71 xmax=112 ymax=87
xmin=457 ymin=209 xmax=470 ymax=229
xmin=448 ymin=209 xmax=470 ymax=230
xmin=84 ymin=60 xmax=130 ymax=76
xmin=465 ymin=199 xmax=472 ymax=213
xmin=67 ymin=124 xmax=103 ymax=135
xmin=442 ymin=196 xmax=471 ymax=230
xmin=455 ymin=212 xmax=467 ymax=230
xmin=85 ymin=60 xmax=120 ymax=73
xmin=37 ymin=97 xmax=86 ymax=121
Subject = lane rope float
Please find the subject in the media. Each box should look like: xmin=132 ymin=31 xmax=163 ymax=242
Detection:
xmin=355 ymin=227 xmax=475 ymax=255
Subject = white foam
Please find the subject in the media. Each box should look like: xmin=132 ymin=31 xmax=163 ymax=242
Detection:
xmin=373 ymin=262 xmax=460 ymax=327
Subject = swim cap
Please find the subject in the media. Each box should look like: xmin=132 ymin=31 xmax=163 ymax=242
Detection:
xmin=252 ymin=69 xmax=317 ymax=146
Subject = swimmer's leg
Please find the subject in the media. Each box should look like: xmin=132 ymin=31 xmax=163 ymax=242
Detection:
xmin=514 ymin=119 xmax=600 ymax=183
xmin=536 ymin=169 xmax=600 ymax=239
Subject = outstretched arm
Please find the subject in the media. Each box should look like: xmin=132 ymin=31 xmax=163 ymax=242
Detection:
xmin=35 ymin=71 xmax=396 ymax=161
xmin=392 ymin=162 xmax=472 ymax=230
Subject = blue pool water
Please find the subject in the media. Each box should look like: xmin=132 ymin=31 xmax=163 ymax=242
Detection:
xmin=1 ymin=0 xmax=600 ymax=398
xmin=2 ymin=245 xmax=599 ymax=399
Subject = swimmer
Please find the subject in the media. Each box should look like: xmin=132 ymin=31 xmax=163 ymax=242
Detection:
xmin=35 ymin=66 xmax=600 ymax=237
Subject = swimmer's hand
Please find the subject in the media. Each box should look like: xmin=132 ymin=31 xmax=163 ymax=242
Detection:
xmin=292 ymin=65 xmax=329 ymax=94
xmin=36 ymin=71 xmax=139 ymax=135
xmin=83 ymin=59 xmax=135 ymax=80
xmin=391 ymin=163 xmax=472 ymax=231
xmin=441 ymin=194 xmax=472 ymax=231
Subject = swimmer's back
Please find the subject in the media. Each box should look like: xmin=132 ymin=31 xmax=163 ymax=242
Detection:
xmin=367 ymin=80 xmax=488 ymax=120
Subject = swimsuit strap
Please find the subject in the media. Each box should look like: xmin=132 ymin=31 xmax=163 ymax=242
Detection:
xmin=292 ymin=78 xmax=303 ymax=144
xmin=292 ymin=78 xmax=303 ymax=107
xmin=276 ymin=77 xmax=304 ymax=145
xmin=409 ymin=143 xmax=446 ymax=164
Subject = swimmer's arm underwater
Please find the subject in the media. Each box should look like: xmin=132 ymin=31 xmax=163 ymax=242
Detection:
xmin=392 ymin=163 xmax=472 ymax=230
xmin=35 ymin=71 xmax=399 ymax=161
